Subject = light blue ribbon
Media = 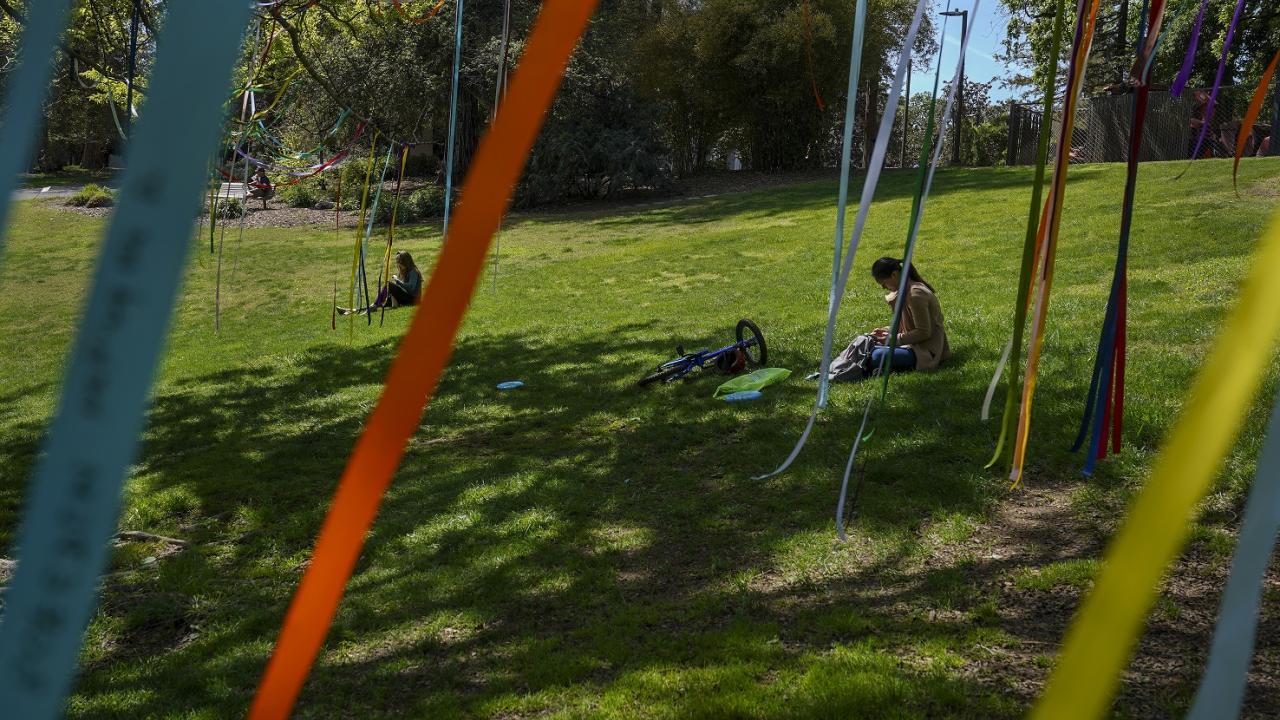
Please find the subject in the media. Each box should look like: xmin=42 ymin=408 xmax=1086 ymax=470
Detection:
xmin=836 ymin=0 xmax=979 ymax=541
xmin=756 ymin=0 xmax=914 ymax=482
xmin=0 ymin=0 xmax=75 ymax=265
xmin=441 ymin=0 xmax=465 ymax=240
xmin=1188 ymin=389 xmax=1280 ymax=719
xmin=0 ymin=3 xmax=252 ymax=716
xmin=817 ymin=0 xmax=867 ymax=410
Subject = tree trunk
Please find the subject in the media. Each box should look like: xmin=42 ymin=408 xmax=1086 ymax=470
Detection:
xmin=862 ymin=77 xmax=882 ymax=168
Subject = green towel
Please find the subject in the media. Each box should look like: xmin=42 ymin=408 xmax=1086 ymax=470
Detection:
xmin=714 ymin=368 xmax=792 ymax=398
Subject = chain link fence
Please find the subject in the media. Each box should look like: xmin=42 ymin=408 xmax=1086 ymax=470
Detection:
xmin=1007 ymin=86 xmax=1279 ymax=165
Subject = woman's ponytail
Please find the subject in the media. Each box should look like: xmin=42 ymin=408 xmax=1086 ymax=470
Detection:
xmin=871 ymin=256 xmax=936 ymax=294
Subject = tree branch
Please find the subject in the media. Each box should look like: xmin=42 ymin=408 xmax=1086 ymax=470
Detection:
xmin=272 ymin=5 xmax=392 ymax=138
xmin=0 ymin=0 xmax=139 ymax=88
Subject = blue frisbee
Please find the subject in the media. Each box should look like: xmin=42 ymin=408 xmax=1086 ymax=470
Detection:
xmin=722 ymin=390 xmax=763 ymax=403
xmin=496 ymin=381 xmax=524 ymax=390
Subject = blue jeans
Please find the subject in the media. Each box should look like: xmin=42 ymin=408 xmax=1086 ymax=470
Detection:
xmin=870 ymin=346 xmax=917 ymax=372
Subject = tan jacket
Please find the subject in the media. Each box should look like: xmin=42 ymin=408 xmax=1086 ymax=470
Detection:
xmin=884 ymin=281 xmax=950 ymax=370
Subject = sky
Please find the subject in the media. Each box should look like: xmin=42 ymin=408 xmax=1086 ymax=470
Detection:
xmin=907 ymin=1 xmax=1029 ymax=102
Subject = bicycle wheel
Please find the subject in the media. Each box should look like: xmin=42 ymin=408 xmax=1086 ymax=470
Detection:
xmin=638 ymin=362 xmax=685 ymax=387
xmin=736 ymin=319 xmax=767 ymax=366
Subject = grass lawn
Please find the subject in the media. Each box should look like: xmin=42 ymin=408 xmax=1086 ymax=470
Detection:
xmin=19 ymin=168 xmax=116 ymax=189
xmin=2 ymin=158 xmax=1279 ymax=718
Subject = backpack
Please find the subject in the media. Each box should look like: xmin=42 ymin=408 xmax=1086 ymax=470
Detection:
xmin=826 ymin=334 xmax=878 ymax=382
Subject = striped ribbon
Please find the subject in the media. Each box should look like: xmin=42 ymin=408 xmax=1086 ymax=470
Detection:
xmin=0 ymin=4 xmax=253 ymax=716
xmin=247 ymin=4 xmax=599 ymax=716
xmin=1008 ymin=0 xmax=1102 ymax=489
xmin=1033 ymin=209 xmax=1280 ymax=720
xmin=0 ymin=0 xmax=75 ymax=263
xmin=441 ymin=0 xmax=465 ymax=240
xmin=1071 ymin=0 xmax=1166 ymax=476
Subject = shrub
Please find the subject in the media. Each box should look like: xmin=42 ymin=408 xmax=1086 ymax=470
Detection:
xmin=68 ymin=183 xmax=114 ymax=208
xmin=215 ymin=197 xmax=245 ymax=219
xmin=278 ymin=182 xmax=320 ymax=208
xmin=410 ymin=186 xmax=446 ymax=219
xmin=372 ymin=189 xmax=422 ymax=225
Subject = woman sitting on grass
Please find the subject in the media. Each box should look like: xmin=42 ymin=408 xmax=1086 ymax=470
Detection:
xmin=375 ymin=250 xmax=423 ymax=308
xmin=868 ymin=256 xmax=950 ymax=373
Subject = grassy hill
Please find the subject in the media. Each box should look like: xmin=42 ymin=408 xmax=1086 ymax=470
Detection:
xmin=2 ymin=159 xmax=1279 ymax=718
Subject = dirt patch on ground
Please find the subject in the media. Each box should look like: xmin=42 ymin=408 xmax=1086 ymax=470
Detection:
xmin=943 ymin=480 xmax=1280 ymax=718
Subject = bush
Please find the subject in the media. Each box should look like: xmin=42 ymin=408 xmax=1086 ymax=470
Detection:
xmin=68 ymin=183 xmax=115 ymax=208
xmin=214 ymin=197 xmax=245 ymax=219
xmin=410 ymin=186 xmax=446 ymax=219
xmin=278 ymin=182 xmax=320 ymax=208
xmin=373 ymin=191 xmax=421 ymax=225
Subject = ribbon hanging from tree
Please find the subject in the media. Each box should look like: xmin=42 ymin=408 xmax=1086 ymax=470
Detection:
xmin=1170 ymin=0 xmax=1209 ymax=97
xmin=1032 ymin=208 xmax=1280 ymax=720
xmin=247 ymin=4 xmax=600 ymax=717
xmin=1007 ymin=0 xmax=1102 ymax=488
xmin=441 ymin=0 xmax=465 ymax=240
xmin=1233 ymin=48 xmax=1280 ymax=191
xmin=1185 ymin=0 xmax=1246 ymax=164
xmin=981 ymin=0 xmax=1064 ymax=464
xmin=801 ymin=0 xmax=826 ymax=111
xmin=1187 ymin=387 xmax=1280 ymax=719
xmin=756 ymin=0 xmax=906 ymax=481
xmin=0 ymin=0 xmax=76 ymax=264
xmin=1070 ymin=0 xmax=1167 ymax=475
xmin=0 ymin=3 xmax=254 ymax=715
xmin=837 ymin=0 xmax=978 ymax=540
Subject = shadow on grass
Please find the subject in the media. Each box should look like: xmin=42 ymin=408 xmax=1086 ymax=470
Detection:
xmin=40 ymin=313 xmax=1160 ymax=719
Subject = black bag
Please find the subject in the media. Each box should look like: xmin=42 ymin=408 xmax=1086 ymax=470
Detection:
xmin=825 ymin=333 xmax=878 ymax=382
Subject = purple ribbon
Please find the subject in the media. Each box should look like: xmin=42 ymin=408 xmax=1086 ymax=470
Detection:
xmin=1189 ymin=0 xmax=1246 ymax=161
xmin=1170 ymin=0 xmax=1208 ymax=97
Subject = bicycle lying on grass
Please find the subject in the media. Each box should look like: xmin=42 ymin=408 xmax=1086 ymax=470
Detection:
xmin=638 ymin=319 xmax=768 ymax=386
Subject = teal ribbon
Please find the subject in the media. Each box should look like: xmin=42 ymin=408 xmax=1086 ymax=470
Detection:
xmin=1188 ymin=389 xmax=1280 ymax=719
xmin=817 ymin=0 xmax=868 ymax=410
xmin=441 ymin=0 xmax=465 ymax=240
xmin=0 ymin=0 xmax=75 ymax=265
xmin=756 ymin=0 xmax=923 ymax=482
xmin=0 ymin=3 xmax=252 ymax=716
xmin=837 ymin=0 xmax=979 ymax=541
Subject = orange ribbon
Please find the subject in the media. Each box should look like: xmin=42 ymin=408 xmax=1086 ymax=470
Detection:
xmin=391 ymin=0 xmax=449 ymax=24
xmin=247 ymin=2 xmax=600 ymax=717
xmin=1235 ymin=48 xmax=1280 ymax=192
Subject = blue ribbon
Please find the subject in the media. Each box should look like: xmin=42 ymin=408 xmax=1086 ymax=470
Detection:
xmin=0 ymin=3 xmax=252 ymax=716
xmin=0 ymin=0 xmax=75 ymax=264
xmin=441 ymin=0 xmax=465 ymax=240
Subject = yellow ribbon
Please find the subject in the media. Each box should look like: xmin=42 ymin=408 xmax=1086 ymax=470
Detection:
xmin=348 ymin=130 xmax=379 ymax=339
xmin=1033 ymin=208 xmax=1280 ymax=718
